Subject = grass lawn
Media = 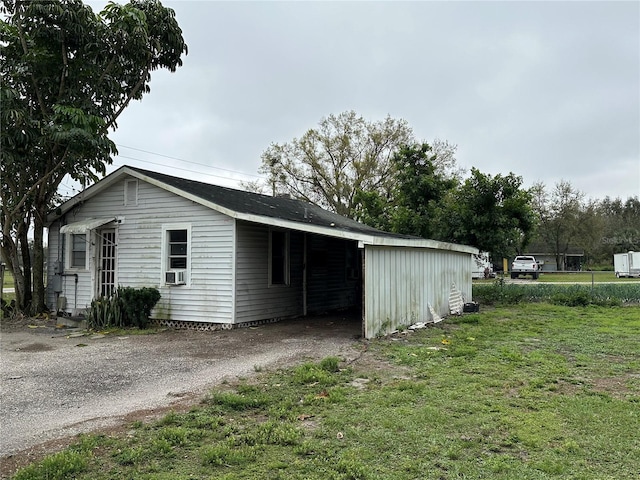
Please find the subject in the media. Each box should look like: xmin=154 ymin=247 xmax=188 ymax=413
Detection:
xmin=537 ymin=272 xmax=640 ymax=283
xmin=12 ymin=303 xmax=640 ymax=480
xmin=2 ymin=268 xmax=14 ymax=288
xmin=1 ymin=268 xmax=15 ymax=307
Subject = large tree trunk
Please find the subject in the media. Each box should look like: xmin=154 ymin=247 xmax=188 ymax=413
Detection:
xmin=31 ymin=212 xmax=48 ymax=314
xmin=18 ymin=222 xmax=33 ymax=312
xmin=1 ymin=225 xmax=26 ymax=311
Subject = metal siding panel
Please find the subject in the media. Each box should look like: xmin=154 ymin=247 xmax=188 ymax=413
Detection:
xmin=364 ymin=246 xmax=473 ymax=338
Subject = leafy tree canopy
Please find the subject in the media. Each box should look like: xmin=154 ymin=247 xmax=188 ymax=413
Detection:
xmin=258 ymin=110 xmax=414 ymax=218
xmin=1 ymin=0 xmax=187 ymax=313
xmin=355 ymin=142 xmax=458 ymax=238
xmin=440 ymin=168 xmax=536 ymax=260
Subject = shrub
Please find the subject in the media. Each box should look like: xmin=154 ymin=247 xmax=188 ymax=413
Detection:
xmin=473 ymin=281 xmax=637 ymax=306
xmin=87 ymin=294 xmax=122 ymax=330
xmin=117 ymin=286 xmax=161 ymax=328
xmin=87 ymin=286 xmax=161 ymax=329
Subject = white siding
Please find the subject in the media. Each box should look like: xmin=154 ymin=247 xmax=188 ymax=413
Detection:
xmin=234 ymin=221 xmax=303 ymax=322
xmin=47 ymin=176 xmax=234 ymax=323
xmin=364 ymin=246 xmax=472 ymax=338
xmin=46 ymin=223 xmax=93 ymax=313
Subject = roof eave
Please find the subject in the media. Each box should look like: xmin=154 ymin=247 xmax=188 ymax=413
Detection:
xmin=48 ymin=166 xmax=478 ymax=255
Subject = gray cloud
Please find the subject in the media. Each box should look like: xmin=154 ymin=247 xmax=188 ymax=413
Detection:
xmin=81 ymin=0 xmax=638 ymax=201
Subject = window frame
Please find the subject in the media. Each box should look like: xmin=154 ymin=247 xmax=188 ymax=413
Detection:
xmin=268 ymin=228 xmax=290 ymax=287
xmin=66 ymin=233 xmax=89 ymax=271
xmin=161 ymin=223 xmax=191 ymax=286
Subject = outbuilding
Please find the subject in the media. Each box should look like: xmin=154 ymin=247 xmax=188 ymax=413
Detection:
xmin=46 ymin=166 xmax=477 ymax=338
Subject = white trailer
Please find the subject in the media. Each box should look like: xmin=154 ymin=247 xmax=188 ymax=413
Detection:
xmin=471 ymin=252 xmax=494 ymax=279
xmin=614 ymin=251 xmax=640 ymax=278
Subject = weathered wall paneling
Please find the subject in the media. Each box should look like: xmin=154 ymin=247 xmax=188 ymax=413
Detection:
xmin=364 ymin=246 xmax=472 ymax=338
xmin=47 ymin=176 xmax=235 ymax=323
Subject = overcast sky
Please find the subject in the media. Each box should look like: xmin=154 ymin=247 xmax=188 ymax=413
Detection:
xmin=73 ymin=0 xmax=640 ymax=202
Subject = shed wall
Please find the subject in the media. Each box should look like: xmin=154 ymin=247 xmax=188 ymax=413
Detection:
xmin=364 ymin=246 xmax=472 ymax=338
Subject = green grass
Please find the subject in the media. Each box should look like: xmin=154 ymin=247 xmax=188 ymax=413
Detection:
xmin=538 ymin=272 xmax=640 ymax=283
xmin=11 ymin=304 xmax=640 ymax=479
xmin=474 ymin=281 xmax=640 ymax=306
xmin=2 ymin=268 xmax=14 ymax=287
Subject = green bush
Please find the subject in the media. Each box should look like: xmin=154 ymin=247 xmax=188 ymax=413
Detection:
xmin=87 ymin=286 xmax=161 ymax=329
xmin=118 ymin=286 xmax=161 ymax=328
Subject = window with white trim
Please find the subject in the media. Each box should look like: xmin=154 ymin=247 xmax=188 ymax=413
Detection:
xmin=269 ymin=229 xmax=289 ymax=286
xmin=168 ymin=229 xmax=188 ymax=269
xmin=68 ymin=234 xmax=87 ymax=269
xmin=162 ymin=224 xmax=191 ymax=286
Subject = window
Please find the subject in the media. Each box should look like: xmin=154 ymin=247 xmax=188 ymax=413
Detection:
xmin=168 ymin=229 xmax=188 ymax=269
xmin=162 ymin=224 xmax=190 ymax=286
xmin=69 ymin=234 xmax=87 ymax=269
xmin=270 ymin=230 xmax=289 ymax=285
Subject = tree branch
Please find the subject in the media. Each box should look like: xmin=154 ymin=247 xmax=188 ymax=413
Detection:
xmin=15 ymin=5 xmax=47 ymax=118
xmin=58 ymin=32 xmax=68 ymax=99
xmin=103 ymin=59 xmax=153 ymax=133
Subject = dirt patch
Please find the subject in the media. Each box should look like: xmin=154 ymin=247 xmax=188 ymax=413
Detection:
xmin=0 ymin=313 xmax=364 ymax=478
xmin=14 ymin=342 xmax=54 ymax=353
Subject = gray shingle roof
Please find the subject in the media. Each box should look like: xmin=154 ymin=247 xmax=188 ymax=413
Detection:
xmin=128 ymin=166 xmax=416 ymax=239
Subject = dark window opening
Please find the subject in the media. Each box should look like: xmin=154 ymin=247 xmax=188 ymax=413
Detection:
xmin=168 ymin=229 xmax=188 ymax=269
xmin=271 ymin=230 xmax=288 ymax=285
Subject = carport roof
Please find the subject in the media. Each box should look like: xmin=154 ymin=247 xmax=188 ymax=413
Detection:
xmin=48 ymin=165 xmax=477 ymax=254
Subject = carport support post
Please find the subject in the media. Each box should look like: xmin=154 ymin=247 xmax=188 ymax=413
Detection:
xmin=303 ymin=233 xmax=307 ymax=316
xmin=360 ymin=247 xmax=365 ymax=339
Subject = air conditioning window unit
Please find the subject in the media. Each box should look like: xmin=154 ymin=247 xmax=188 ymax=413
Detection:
xmin=165 ymin=270 xmax=186 ymax=285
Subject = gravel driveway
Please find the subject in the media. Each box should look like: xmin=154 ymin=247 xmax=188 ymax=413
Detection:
xmin=0 ymin=315 xmax=362 ymax=459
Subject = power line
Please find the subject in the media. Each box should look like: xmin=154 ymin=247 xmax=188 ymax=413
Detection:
xmin=116 ymin=144 xmax=264 ymax=179
xmin=113 ymin=155 xmax=263 ymax=184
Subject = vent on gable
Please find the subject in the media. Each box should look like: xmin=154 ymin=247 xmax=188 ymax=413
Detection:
xmin=124 ymin=179 xmax=138 ymax=206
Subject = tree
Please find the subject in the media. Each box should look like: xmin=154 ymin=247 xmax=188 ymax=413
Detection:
xmin=354 ymin=142 xmax=458 ymax=238
xmin=593 ymin=196 xmax=640 ymax=264
xmin=531 ymin=180 xmax=585 ymax=270
xmin=441 ymin=168 xmax=536 ymax=260
xmin=259 ymin=111 xmax=414 ymax=218
xmin=1 ymin=0 xmax=187 ymax=313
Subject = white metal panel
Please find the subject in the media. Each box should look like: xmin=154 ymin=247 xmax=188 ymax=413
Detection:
xmin=364 ymin=246 xmax=472 ymax=339
xmin=60 ymin=217 xmax=116 ymax=234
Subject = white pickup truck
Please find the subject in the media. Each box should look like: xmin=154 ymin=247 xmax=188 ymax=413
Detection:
xmin=511 ymin=256 xmax=540 ymax=279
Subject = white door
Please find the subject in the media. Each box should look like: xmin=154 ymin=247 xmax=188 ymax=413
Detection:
xmin=98 ymin=229 xmax=117 ymax=297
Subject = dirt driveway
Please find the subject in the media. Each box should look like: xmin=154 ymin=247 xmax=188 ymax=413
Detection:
xmin=0 ymin=315 xmax=362 ymax=463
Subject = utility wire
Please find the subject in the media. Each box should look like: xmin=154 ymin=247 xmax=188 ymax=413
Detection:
xmin=113 ymin=155 xmax=262 ymax=184
xmin=116 ymin=144 xmax=264 ymax=179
